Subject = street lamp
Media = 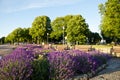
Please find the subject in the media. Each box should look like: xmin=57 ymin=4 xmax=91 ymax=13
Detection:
xmin=47 ymin=33 xmax=49 ymax=44
xmin=63 ymin=26 xmax=65 ymax=45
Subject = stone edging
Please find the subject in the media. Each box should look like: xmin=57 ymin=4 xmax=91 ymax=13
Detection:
xmin=69 ymin=64 xmax=108 ymax=80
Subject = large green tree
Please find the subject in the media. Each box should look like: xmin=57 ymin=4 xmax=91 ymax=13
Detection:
xmin=50 ymin=17 xmax=65 ymax=42
xmin=99 ymin=0 xmax=120 ymax=43
xmin=29 ymin=16 xmax=51 ymax=44
xmin=5 ymin=32 xmax=14 ymax=44
xmin=21 ymin=28 xmax=32 ymax=43
xmin=66 ymin=15 xmax=90 ymax=44
xmin=5 ymin=27 xmax=32 ymax=44
xmin=50 ymin=15 xmax=90 ymax=44
xmin=0 ymin=37 xmax=5 ymax=44
xmin=50 ymin=15 xmax=74 ymax=43
xmin=88 ymin=32 xmax=101 ymax=44
xmin=12 ymin=27 xmax=23 ymax=44
xmin=5 ymin=27 xmax=23 ymax=44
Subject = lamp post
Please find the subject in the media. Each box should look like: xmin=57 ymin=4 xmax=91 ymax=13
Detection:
xmin=63 ymin=26 xmax=65 ymax=45
xmin=47 ymin=33 xmax=49 ymax=44
xmin=17 ymin=31 xmax=19 ymax=45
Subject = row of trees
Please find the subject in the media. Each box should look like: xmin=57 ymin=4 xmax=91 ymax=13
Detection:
xmin=5 ymin=28 xmax=32 ymax=44
xmin=1 ymin=0 xmax=119 ymax=45
xmin=4 ymin=15 xmax=101 ymax=45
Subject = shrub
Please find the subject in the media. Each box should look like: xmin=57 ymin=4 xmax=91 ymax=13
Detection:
xmin=0 ymin=48 xmax=34 ymax=80
xmin=31 ymin=54 xmax=50 ymax=80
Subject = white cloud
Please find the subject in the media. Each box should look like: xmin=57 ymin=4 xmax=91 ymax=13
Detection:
xmin=0 ymin=0 xmax=81 ymax=13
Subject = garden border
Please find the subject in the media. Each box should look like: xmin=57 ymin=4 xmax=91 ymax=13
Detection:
xmin=68 ymin=64 xmax=108 ymax=80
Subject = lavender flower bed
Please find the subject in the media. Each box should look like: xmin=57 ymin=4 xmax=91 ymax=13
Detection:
xmin=0 ymin=45 xmax=112 ymax=80
xmin=0 ymin=47 xmax=34 ymax=80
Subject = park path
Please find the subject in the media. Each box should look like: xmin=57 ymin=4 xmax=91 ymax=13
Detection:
xmin=0 ymin=45 xmax=15 ymax=57
xmin=90 ymin=58 xmax=120 ymax=80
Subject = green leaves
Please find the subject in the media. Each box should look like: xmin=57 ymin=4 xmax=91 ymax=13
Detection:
xmin=66 ymin=15 xmax=89 ymax=44
xmin=5 ymin=27 xmax=32 ymax=44
xmin=99 ymin=0 xmax=120 ymax=42
xmin=29 ymin=16 xmax=52 ymax=43
xmin=31 ymin=55 xmax=49 ymax=80
xmin=50 ymin=15 xmax=90 ymax=44
xmin=50 ymin=17 xmax=65 ymax=41
xmin=5 ymin=14 xmax=96 ymax=44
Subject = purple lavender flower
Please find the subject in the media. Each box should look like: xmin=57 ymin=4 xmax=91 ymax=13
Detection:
xmin=0 ymin=47 xmax=34 ymax=80
xmin=47 ymin=51 xmax=75 ymax=80
xmin=0 ymin=44 xmax=112 ymax=80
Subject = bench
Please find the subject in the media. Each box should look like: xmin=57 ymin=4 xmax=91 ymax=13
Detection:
xmin=74 ymin=45 xmax=94 ymax=52
xmin=51 ymin=45 xmax=95 ymax=52
xmin=110 ymin=46 xmax=120 ymax=57
xmin=53 ymin=45 xmax=68 ymax=51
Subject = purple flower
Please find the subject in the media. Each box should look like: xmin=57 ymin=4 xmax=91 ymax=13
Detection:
xmin=0 ymin=47 xmax=34 ymax=80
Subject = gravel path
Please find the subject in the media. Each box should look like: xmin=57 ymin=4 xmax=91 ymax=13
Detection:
xmin=0 ymin=45 xmax=16 ymax=56
xmin=90 ymin=58 xmax=120 ymax=80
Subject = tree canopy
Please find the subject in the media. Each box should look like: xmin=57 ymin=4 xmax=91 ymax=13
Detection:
xmin=29 ymin=16 xmax=52 ymax=43
xmin=50 ymin=17 xmax=65 ymax=42
xmin=0 ymin=37 xmax=5 ymax=44
xmin=66 ymin=15 xmax=90 ymax=44
xmin=50 ymin=15 xmax=91 ymax=44
xmin=99 ymin=0 xmax=120 ymax=43
xmin=5 ymin=27 xmax=32 ymax=44
xmin=4 ymin=14 xmax=101 ymax=45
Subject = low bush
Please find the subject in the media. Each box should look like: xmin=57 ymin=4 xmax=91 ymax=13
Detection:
xmin=31 ymin=54 xmax=50 ymax=80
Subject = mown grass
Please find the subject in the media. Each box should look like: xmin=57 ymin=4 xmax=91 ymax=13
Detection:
xmin=92 ymin=45 xmax=112 ymax=49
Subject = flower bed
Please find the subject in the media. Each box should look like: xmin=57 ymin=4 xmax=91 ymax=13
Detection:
xmin=0 ymin=45 xmax=112 ymax=80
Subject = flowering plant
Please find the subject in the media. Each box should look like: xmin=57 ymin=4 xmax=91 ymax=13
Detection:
xmin=0 ymin=48 xmax=34 ymax=80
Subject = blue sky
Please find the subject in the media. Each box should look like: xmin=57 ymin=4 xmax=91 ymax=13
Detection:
xmin=0 ymin=0 xmax=106 ymax=38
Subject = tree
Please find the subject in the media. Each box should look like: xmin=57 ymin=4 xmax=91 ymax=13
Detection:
xmin=12 ymin=27 xmax=23 ymax=44
xmin=5 ymin=27 xmax=32 ymax=44
xmin=29 ymin=16 xmax=51 ymax=44
xmin=50 ymin=17 xmax=65 ymax=43
xmin=50 ymin=15 xmax=90 ymax=44
xmin=21 ymin=28 xmax=32 ymax=43
xmin=66 ymin=15 xmax=90 ymax=44
xmin=64 ymin=15 xmax=74 ymax=27
xmin=5 ymin=27 xmax=23 ymax=44
xmin=0 ymin=37 xmax=5 ymax=44
xmin=88 ymin=32 xmax=101 ymax=44
xmin=99 ymin=0 xmax=120 ymax=43
xmin=5 ymin=33 xmax=14 ymax=44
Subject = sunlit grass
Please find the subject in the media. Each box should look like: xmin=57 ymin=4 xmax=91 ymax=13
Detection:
xmin=92 ymin=45 xmax=112 ymax=49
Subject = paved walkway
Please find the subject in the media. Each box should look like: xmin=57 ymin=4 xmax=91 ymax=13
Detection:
xmin=90 ymin=58 xmax=120 ymax=80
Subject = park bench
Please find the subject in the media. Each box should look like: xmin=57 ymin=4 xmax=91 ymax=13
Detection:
xmin=110 ymin=46 xmax=120 ymax=57
xmin=47 ymin=44 xmax=95 ymax=51
xmin=74 ymin=45 xmax=94 ymax=52
xmin=56 ymin=45 xmax=69 ymax=51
